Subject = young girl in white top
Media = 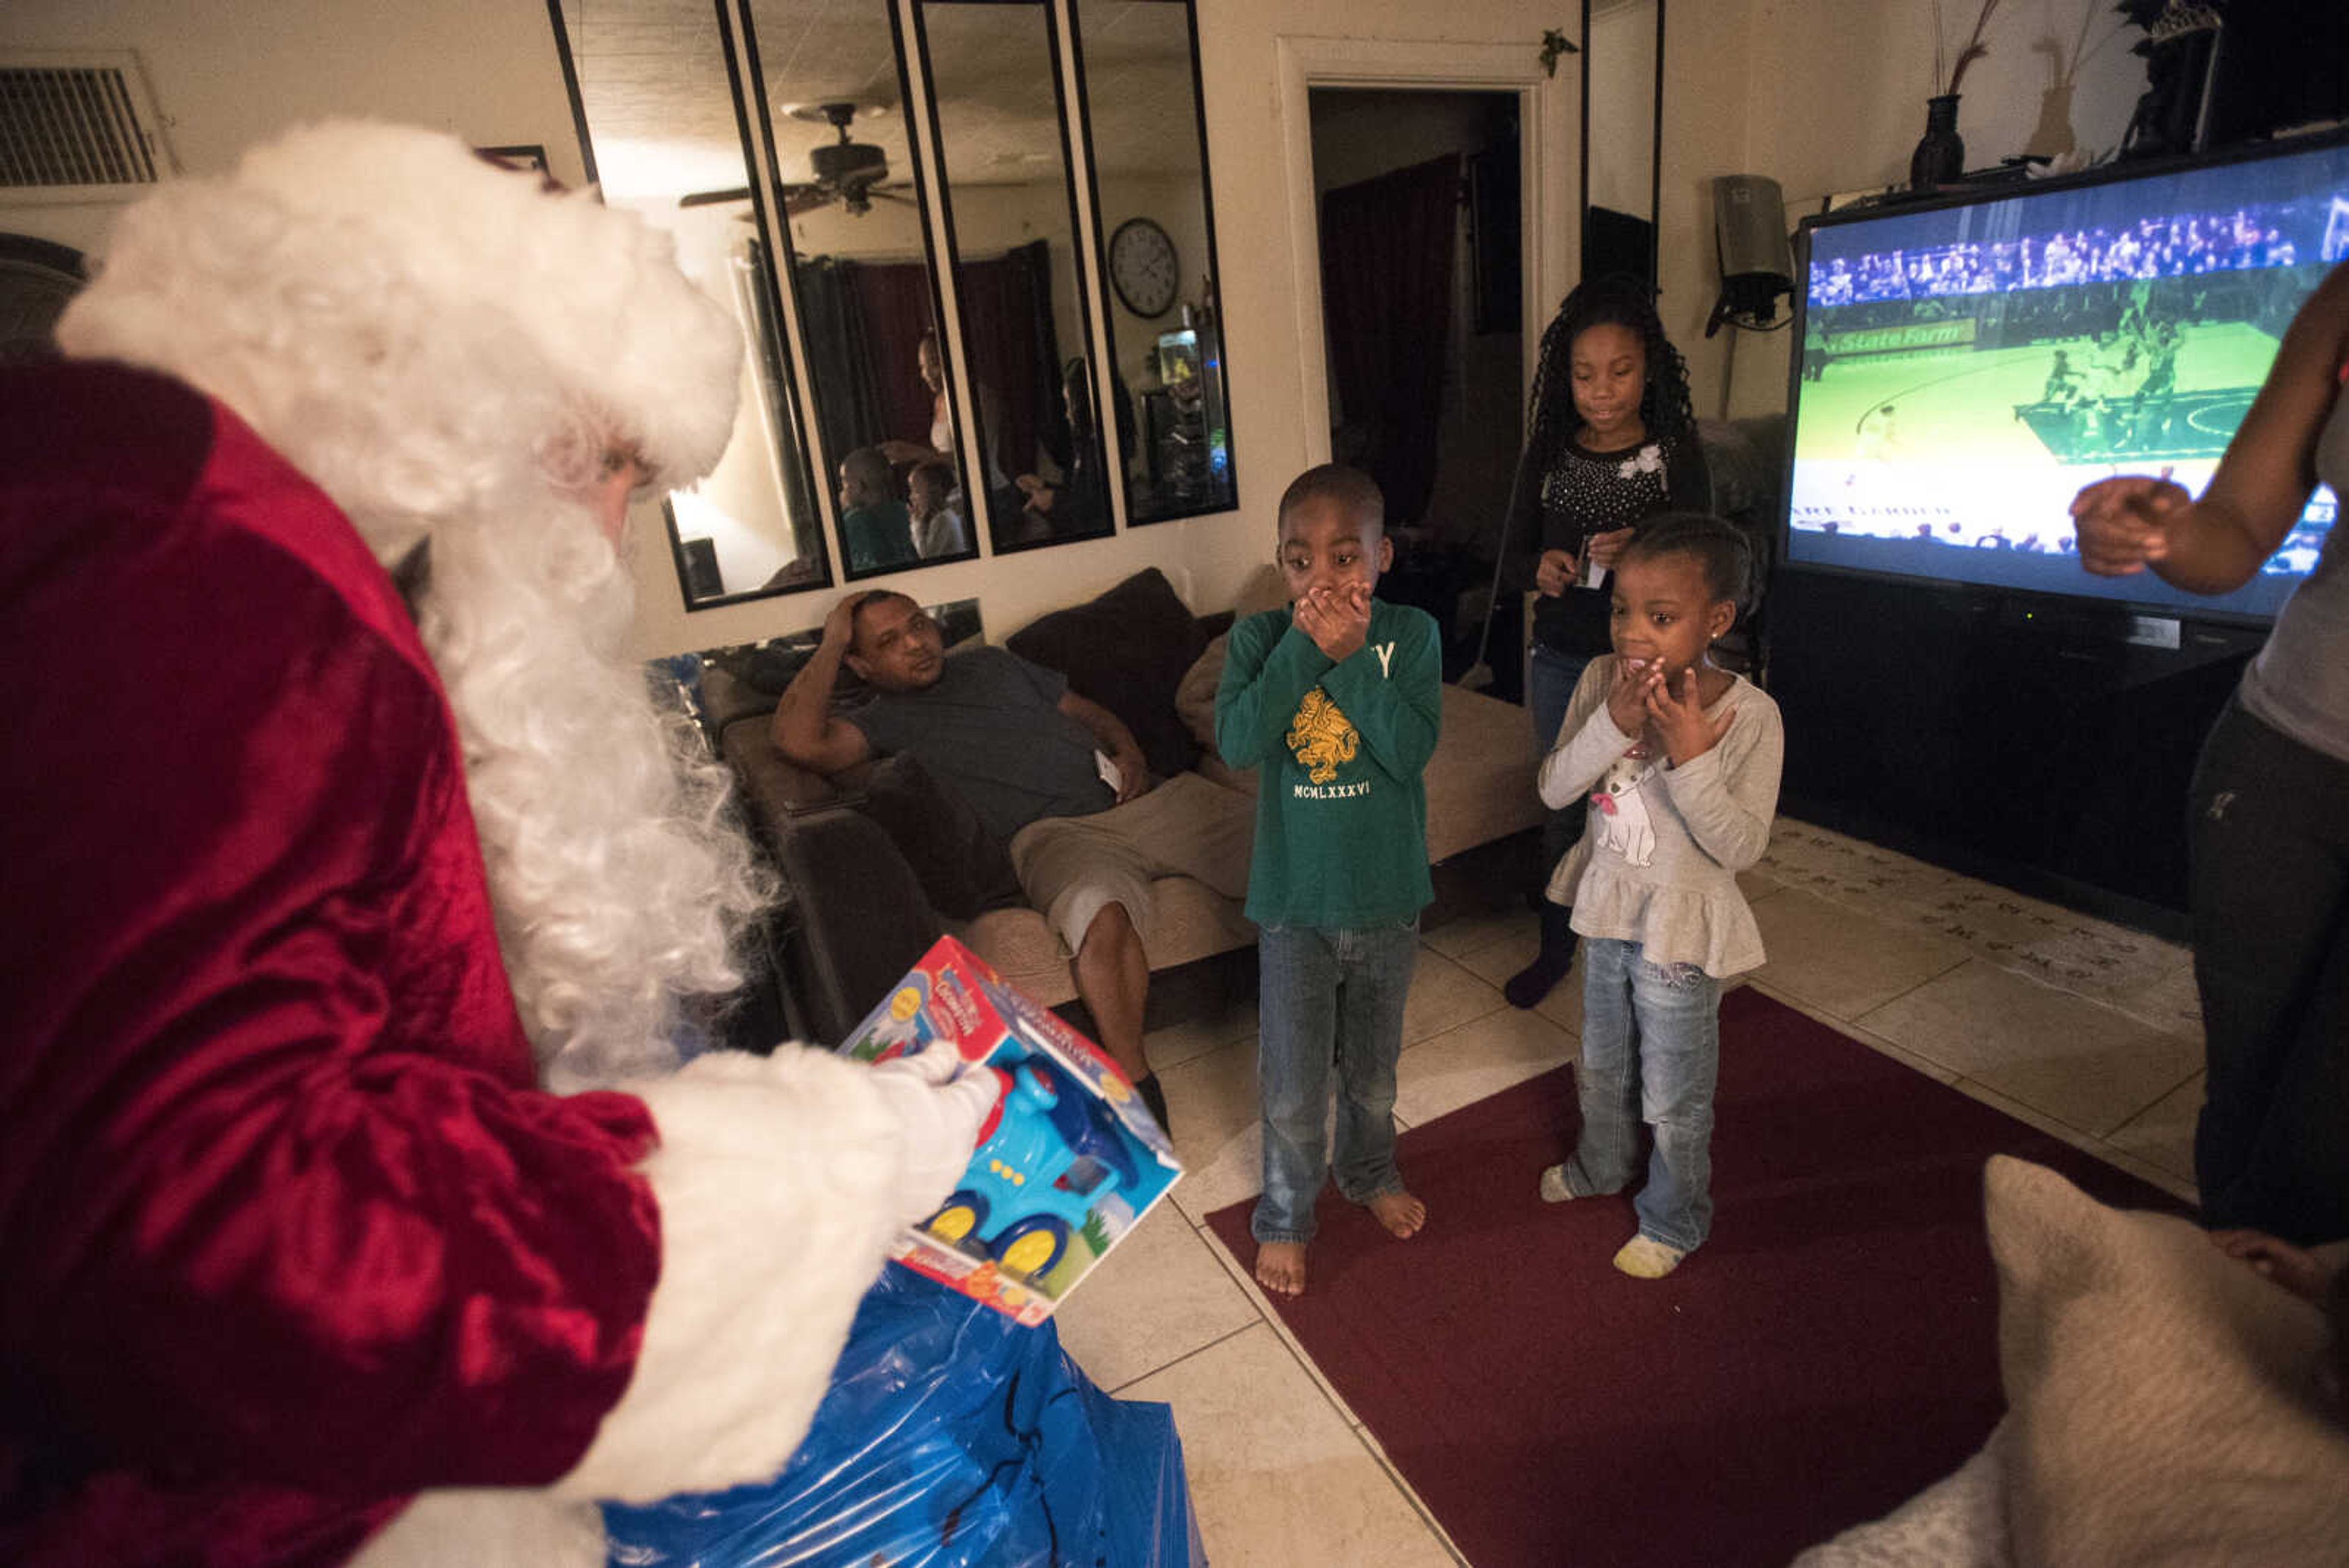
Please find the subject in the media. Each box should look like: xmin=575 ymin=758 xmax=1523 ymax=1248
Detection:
xmin=1533 ymin=514 xmax=1784 ymax=1278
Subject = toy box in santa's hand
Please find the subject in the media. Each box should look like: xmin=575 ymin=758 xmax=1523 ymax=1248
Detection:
xmin=839 ymin=935 xmax=1182 ymax=1325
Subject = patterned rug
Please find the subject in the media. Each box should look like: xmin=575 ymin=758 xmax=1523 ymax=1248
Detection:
xmin=1203 ymin=986 xmax=2184 ymax=1568
xmin=1758 ymin=820 xmax=2202 ymax=1038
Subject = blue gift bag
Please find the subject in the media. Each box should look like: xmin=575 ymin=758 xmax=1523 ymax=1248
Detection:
xmin=604 ymin=1266 xmax=1201 ymax=1567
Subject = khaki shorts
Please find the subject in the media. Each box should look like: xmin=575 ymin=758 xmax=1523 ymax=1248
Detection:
xmin=1008 ymin=772 xmax=1255 ymax=956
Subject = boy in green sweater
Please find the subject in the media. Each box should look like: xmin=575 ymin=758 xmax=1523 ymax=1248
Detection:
xmin=1215 ymin=465 xmax=1442 ymax=1296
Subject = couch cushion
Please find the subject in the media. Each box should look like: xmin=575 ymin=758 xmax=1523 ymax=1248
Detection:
xmin=760 ymin=803 xmax=942 ymax=1045
xmin=721 ymin=715 xmax=850 ymax=819
xmin=1174 ymin=631 xmax=1229 ymax=751
xmin=1425 ymin=683 xmax=1543 ymax=863
xmin=852 ymin=752 xmax=1022 ymax=921
xmin=1005 ymin=567 xmax=1210 ymax=781
xmin=722 ymin=717 xmax=1016 ymax=922
xmin=1985 ymin=1156 xmax=2349 ymax=1566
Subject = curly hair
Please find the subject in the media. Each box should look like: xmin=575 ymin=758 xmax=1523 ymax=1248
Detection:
xmin=1616 ymin=511 xmax=1753 ymax=611
xmin=1523 ymin=275 xmax=1698 ymax=477
xmin=59 ymin=122 xmax=771 ymax=1090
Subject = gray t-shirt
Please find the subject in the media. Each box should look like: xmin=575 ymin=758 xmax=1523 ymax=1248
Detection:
xmin=2240 ymin=386 xmax=2349 ymax=764
xmin=846 ymin=646 xmax=1111 ymax=842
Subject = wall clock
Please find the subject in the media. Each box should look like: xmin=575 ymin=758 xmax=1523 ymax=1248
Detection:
xmin=1107 ymin=216 xmax=1179 ymax=319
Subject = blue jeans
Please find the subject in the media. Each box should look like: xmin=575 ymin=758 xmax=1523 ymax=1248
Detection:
xmin=1252 ymin=921 xmax=1420 ymax=1244
xmin=1557 ymin=936 xmax=1721 ymax=1254
xmin=1529 ymin=644 xmax=1595 ymax=875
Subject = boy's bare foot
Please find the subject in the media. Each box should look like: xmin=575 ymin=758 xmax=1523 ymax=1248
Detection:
xmin=1367 ymin=1189 xmax=1427 ymax=1239
xmin=1256 ymin=1240 xmax=1307 ymax=1296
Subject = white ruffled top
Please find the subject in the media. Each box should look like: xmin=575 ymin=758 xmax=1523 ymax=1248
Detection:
xmin=1540 ymin=657 xmax=1785 ymax=978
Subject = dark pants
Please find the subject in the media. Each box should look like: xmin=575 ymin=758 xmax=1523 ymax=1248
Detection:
xmin=2188 ymin=696 xmax=2349 ymax=1243
xmin=1529 ymin=643 xmax=1595 ymax=885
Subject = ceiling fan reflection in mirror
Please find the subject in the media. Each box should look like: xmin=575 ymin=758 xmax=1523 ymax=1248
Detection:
xmin=678 ymin=100 xmax=913 ymax=218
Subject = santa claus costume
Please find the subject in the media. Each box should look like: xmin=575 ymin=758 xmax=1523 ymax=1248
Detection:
xmin=0 ymin=123 xmax=1006 ymax=1567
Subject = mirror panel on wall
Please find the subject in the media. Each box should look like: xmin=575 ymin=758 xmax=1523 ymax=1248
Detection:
xmin=914 ymin=0 xmax=1113 ymax=552
xmin=1071 ymin=0 xmax=1235 ymax=522
xmin=1582 ymin=0 xmax=1663 ymax=288
xmin=551 ymin=0 xmax=1242 ymax=608
xmin=741 ymin=0 xmax=977 ymax=577
xmin=564 ymin=1 xmax=831 ymax=606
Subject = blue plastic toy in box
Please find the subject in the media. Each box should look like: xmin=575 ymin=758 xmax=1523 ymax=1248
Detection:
xmin=926 ymin=1049 xmax=1141 ymax=1281
xmin=839 ymin=935 xmax=1179 ymax=1323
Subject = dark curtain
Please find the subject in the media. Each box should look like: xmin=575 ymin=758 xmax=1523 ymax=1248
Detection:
xmin=955 ymin=239 xmax=1067 ymax=484
xmin=792 ymin=257 xmax=885 ymax=475
xmin=792 ymin=256 xmax=935 ymax=476
xmin=852 ymin=264 xmax=937 ymax=453
xmin=1319 ymin=152 xmax=1458 ymax=526
xmin=793 ymin=245 xmax=1066 ymax=520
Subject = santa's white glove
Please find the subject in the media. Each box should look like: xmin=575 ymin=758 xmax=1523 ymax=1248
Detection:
xmin=865 ymin=1044 xmax=1001 ymax=1225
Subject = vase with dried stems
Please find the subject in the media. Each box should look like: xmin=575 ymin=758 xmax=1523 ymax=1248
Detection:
xmin=1912 ymin=0 xmax=2002 ymax=190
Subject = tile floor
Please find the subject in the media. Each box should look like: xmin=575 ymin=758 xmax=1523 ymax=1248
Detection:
xmin=1050 ymin=818 xmax=2203 ymax=1566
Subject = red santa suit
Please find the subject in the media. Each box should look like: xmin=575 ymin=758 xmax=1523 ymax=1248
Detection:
xmin=0 ymin=359 xmax=944 ymax=1566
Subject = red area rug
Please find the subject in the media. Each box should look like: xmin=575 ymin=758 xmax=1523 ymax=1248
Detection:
xmin=1203 ymin=985 xmax=2186 ymax=1568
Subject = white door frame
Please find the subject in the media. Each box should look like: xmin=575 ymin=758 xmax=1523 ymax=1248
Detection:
xmin=1274 ymin=34 xmax=1579 ymax=468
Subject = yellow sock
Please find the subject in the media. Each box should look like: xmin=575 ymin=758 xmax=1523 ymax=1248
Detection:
xmin=1612 ymin=1234 xmax=1686 ymax=1279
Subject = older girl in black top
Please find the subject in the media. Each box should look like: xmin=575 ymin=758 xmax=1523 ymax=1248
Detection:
xmin=1501 ymin=278 xmax=1710 ymax=1008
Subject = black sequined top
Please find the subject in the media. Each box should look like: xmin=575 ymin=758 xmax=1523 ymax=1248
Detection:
xmin=1504 ymin=429 xmax=1711 ymax=655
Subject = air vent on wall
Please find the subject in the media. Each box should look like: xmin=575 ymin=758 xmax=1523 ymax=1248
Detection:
xmin=1 ymin=53 xmax=175 ymax=203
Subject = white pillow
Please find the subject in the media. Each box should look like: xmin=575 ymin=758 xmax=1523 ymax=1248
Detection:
xmin=1984 ymin=1156 xmax=2349 ymax=1566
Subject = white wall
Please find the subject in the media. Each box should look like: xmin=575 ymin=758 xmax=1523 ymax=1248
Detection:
xmin=1 ymin=0 xmax=585 ymax=255
xmin=1694 ymin=0 xmax=2153 ymax=418
xmin=1649 ymin=0 xmax=1758 ymax=427
xmin=6 ymin=0 xmax=2159 ymax=656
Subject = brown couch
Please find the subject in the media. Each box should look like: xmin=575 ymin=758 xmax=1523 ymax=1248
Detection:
xmin=703 ymin=567 xmax=1543 ymax=1042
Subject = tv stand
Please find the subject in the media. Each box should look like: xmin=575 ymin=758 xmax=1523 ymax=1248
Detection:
xmin=1769 ymin=568 xmax=2264 ymax=937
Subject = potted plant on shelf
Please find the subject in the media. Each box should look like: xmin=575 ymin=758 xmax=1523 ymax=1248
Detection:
xmin=1913 ymin=0 xmax=2003 ymax=190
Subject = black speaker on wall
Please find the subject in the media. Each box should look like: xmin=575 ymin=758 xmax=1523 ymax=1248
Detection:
xmin=1707 ymin=174 xmax=1792 ymax=332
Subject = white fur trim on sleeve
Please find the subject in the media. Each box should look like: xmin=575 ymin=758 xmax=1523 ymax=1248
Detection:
xmin=549 ymin=1046 xmax=915 ymax=1504
xmin=348 ymin=1492 xmax=606 ymax=1568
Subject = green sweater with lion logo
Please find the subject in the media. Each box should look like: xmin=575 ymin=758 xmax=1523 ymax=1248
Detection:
xmin=1212 ymin=599 xmax=1440 ymax=927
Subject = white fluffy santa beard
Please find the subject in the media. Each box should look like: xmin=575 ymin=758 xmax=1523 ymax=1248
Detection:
xmin=406 ymin=481 xmax=771 ymax=1091
xmin=354 ymin=495 xmax=922 ymax=1564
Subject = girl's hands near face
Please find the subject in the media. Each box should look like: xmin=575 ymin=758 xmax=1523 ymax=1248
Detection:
xmin=1606 ymin=655 xmax=1660 ymax=737
xmin=1647 ymin=666 xmax=1734 ymax=766
xmin=1535 ymin=548 xmax=1579 ymax=596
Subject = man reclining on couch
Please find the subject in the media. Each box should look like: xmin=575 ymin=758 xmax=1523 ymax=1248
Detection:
xmin=774 ymin=590 xmax=1253 ymax=1130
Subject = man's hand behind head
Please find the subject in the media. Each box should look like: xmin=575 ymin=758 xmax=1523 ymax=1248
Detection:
xmin=822 ymin=592 xmax=872 ymax=650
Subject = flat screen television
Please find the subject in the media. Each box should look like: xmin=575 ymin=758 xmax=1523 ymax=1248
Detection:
xmin=1783 ymin=131 xmax=2349 ymax=626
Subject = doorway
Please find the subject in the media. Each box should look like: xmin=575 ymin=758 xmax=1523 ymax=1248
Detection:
xmin=1307 ymin=87 xmax=1526 ymax=688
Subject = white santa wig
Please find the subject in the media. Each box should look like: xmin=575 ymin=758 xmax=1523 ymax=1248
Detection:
xmin=59 ymin=120 xmax=771 ymax=1088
